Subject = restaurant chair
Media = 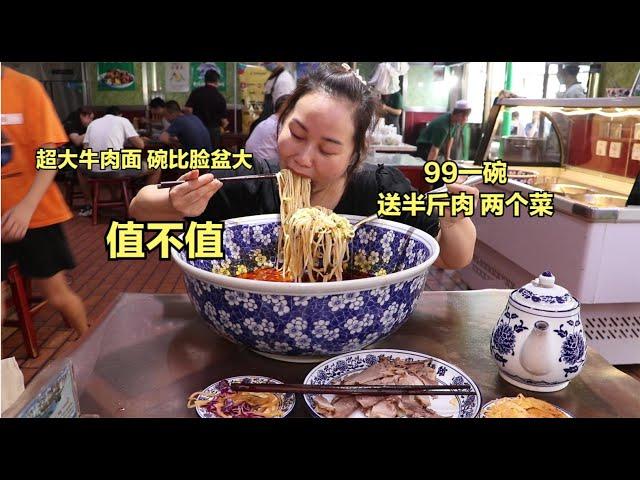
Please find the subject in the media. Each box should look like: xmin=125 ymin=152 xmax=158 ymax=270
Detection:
xmin=56 ymin=170 xmax=84 ymax=209
xmin=88 ymin=177 xmax=133 ymax=225
xmin=61 ymin=177 xmax=85 ymax=209
xmin=4 ymin=265 xmax=49 ymax=358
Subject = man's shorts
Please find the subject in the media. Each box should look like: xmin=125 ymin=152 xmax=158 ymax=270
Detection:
xmin=1 ymin=223 xmax=76 ymax=281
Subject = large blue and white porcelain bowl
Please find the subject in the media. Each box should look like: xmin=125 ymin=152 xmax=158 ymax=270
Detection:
xmin=171 ymin=214 xmax=440 ymax=362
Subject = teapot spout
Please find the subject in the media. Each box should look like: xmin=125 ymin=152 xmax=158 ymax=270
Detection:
xmin=520 ymin=321 xmax=554 ymax=376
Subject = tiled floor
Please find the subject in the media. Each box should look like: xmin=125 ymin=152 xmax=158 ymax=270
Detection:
xmin=3 ymin=207 xmax=639 ymax=388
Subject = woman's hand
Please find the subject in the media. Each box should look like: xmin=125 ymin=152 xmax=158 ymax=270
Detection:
xmin=439 ymin=182 xmax=480 ymax=229
xmin=433 ymin=181 xmax=479 ymax=270
xmin=168 ymin=169 xmax=223 ymax=218
xmin=2 ymin=201 xmax=36 ymax=243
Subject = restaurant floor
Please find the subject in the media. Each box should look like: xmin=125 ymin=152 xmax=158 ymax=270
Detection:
xmin=2 ymin=212 xmax=639 ymax=388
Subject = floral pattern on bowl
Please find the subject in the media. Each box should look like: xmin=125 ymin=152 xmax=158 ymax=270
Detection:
xmin=172 ymin=214 xmax=440 ymax=358
xmin=190 ymin=219 xmax=431 ymax=279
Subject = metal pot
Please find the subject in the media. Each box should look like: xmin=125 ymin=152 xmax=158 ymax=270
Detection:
xmin=502 ymin=136 xmax=544 ymax=164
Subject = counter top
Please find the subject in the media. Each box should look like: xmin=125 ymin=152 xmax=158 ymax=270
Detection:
xmin=366 ymin=153 xmax=424 ymax=168
xmin=370 ymin=143 xmax=417 ymax=153
xmin=496 ymin=179 xmax=640 ymax=223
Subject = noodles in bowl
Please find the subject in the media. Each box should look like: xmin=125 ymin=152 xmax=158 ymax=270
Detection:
xmin=281 ymin=206 xmax=354 ymax=282
xmin=171 ymin=170 xmax=441 ymax=360
xmin=276 ymin=169 xmax=355 ymax=282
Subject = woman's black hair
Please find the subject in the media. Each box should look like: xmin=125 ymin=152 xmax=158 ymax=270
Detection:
xmin=65 ymin=106 xmax=94 ymax=123
xmin=278 ymin=63 xmax=380 ymax=177
xmin=274 ymin=94 xmax=291 ymax=113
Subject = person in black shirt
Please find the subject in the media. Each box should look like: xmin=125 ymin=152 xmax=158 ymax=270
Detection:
xmin=380 ymin=90 xmax=403 ymax=133
xmin=61 ymin=106 xmax=95 ymax=215
xmin=160 ymin=100 xmax=213 ymax=151
xmin=185 ymin=70 xmax=227 ymax=149
xmin=63 ymin=106 xmax=94 ymax=151
xmin=131 ymin=63 xmax=479 ymax=270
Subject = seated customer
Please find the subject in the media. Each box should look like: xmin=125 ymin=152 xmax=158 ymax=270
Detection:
xmin=244 ymin=94 xmax=290 ymax=161
xmin=63 ymin=106 xmax=95 ymax=152
xmin=133 ymin=97 xmax=170 ymax=136
xmin=160 ymin=100 xmax=213 ymax=151
xmin=81 ymin=106 xmax=159 ymax=202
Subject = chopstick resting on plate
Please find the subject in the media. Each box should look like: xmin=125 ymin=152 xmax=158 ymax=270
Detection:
xmin=229 ymin=382 xmax=476 ymax=396
xmin=157 ymin=173 xmax=277 ymax=189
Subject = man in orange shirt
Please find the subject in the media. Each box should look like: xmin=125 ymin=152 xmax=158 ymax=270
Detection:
xmin=1 ymin=66 xmax=88 ymax=337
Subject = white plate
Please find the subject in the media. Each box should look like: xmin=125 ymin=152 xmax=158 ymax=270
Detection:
xmin=303 ymin=349 xmax=481 ymax=418
xmin=479 ymin=398 xmax=573 ymax=418
xmin=194 ymin=375 xmax=296 ymax=418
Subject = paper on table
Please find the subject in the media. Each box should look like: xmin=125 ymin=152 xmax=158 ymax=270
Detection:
xmin=1 ymin=357 xmax=24 ymax=414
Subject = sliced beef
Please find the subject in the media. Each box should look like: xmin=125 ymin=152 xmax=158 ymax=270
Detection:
xmin=313 ymin=395 xmax=336 ymax=417
xmin=369 ymin=400 xmax=398 ymax=418
xmin=355 ymin=395 xmax=384 ymax=409
xmin=342 ymin=362 xmax=389 ymax=384
xmin=331 ymin=396 xmax=360 ymax=418
xmin=314 ymin=358 xmax=443 ymax=418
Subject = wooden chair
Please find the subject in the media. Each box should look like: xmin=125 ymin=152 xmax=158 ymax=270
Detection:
xmin=4 ymin=265 xmax=49 ymax=358
xmin=87 ymin=177 xmax=133 ymax=225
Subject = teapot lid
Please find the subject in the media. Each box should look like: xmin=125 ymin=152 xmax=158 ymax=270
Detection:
xmin=510 ymin=271 xmax=580 ymax=312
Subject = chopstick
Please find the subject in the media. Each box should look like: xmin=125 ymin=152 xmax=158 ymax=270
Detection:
xmin=428 ymin=174 xmax=483 ymax=195
xmin=157 ymin=173 xmax=277 ymax=189
xmin=230 ymin=383 xmax=476 ymax=396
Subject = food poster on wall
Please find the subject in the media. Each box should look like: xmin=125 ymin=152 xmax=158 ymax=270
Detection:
xmin=237 ymin=63 xmax=271 ymax=134
xmin=97 ymin=62 xmax=136 ymax=91
xmin=166 ymin=62 xmax=190 ymax=92
xmin=190 ymin=62 xmax=226 ymax=93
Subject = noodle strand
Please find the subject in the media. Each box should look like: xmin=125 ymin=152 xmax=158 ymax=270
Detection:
xmin=276 ymin=169 xmax=355 ymax=282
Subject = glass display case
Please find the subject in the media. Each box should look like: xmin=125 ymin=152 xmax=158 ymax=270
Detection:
xmin=459 ymin=97 xmax=640 ymax=366
xmin=474 ymin=97 xmax=640 ymax=182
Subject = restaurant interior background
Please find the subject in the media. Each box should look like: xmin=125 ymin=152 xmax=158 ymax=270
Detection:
xmin=4 ymin=61 xmax=640 ymax=156
xmin=2 ymin=61 xmax=640 ymax=419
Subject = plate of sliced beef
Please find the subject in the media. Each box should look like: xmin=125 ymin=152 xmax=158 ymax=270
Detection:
xmin=303 ymin=349 xmax=481 ymax=418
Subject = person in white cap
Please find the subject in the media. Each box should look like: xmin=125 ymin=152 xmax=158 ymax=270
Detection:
xmin=416 ymin=99 xmax=472 ymax=188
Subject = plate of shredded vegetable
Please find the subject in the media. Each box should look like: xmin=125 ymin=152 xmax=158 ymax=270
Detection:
xmin=187 ymin=376 xmax=296 ymax=418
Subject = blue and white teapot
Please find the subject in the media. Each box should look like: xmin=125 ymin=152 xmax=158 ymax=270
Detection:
xmin=490 ymin=271 xmax=586 ymax=392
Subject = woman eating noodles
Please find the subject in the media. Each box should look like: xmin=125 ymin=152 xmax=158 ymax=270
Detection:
xmin=129 ymin=63 xmax=478 ymax=270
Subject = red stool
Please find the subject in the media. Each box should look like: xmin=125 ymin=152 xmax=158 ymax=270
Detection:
xmin=88 ymin=177 xmax=133 ymax=225
xmin=4 ymin=265 xmax=48 ymax=358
